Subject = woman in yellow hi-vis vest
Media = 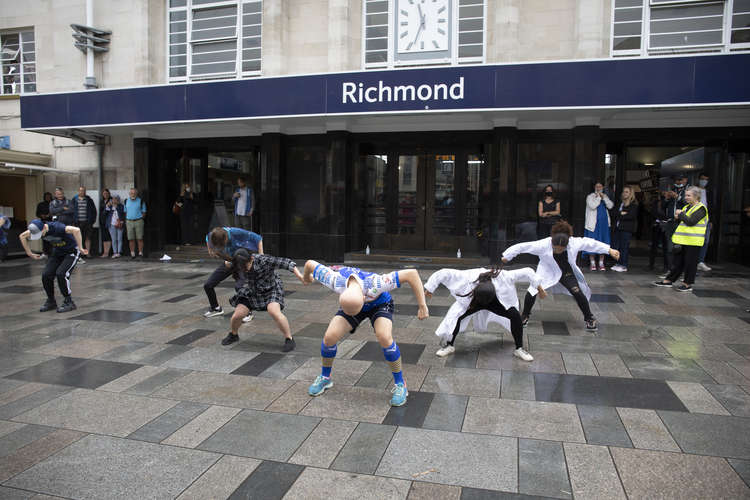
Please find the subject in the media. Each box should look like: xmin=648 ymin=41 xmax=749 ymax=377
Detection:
xmin=653 ymin=186 xmax=708 ymax=292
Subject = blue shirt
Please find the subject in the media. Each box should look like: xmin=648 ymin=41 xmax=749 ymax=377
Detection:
xmin=124 ymin=197 xmax=146 ymax=220
xmin=313 ymin=264 xmax=400 ymax=311
xmin=205 ymin=227 xmax=262 ymax=255
xmin=43 ymin=221 xmax=77 ymax=255
xmin=0 ymin=214 xmax=10 ymax=245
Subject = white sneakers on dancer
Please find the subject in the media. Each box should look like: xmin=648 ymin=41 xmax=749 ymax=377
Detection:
xmin=204 ymin=307 xmax=225 ymax=318
xmin=513 ymin=348 xmax=534 ymax=361
xmin=436 ymin=345 xmax=455 ymax=357
xmin=242 ymin=313 xmax=253 ymax=323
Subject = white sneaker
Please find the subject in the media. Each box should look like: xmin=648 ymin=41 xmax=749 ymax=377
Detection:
xmin=513 ymin=348 xmax=534 ymax=362
xmin=242 ymin=313 xmax=253 ymax=323
xmin=612 ymin=265 xmax=627 ymax=273
xmin=436 ymin=345 xmax=455 ymax=357
xmin=610 ymin=265 xmax=621 ymax=272
xmin=697 ymin=262 xmax=711 ymax=271
xmin=203 ymin=307 xmax=225 ymax=318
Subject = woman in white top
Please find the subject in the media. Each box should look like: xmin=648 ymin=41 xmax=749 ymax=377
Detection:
xmin=584 ymin=182 xmax=614 ymax=271
xmin=424 ymin=266 xmax=546 ymax=361
xmin=502 ymin=221 xmax=620 ymax=331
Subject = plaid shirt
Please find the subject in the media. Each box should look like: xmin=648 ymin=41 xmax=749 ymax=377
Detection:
xmin=231 ymin=254 xmax=296 ymax=310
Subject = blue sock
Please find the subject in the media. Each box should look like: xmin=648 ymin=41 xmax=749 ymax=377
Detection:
xmin=321 ymin=342 xmax=337 ymax=378
xmin=382 ymin=342 xmax=404 ymax=386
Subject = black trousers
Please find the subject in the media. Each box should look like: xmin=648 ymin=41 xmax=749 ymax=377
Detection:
xmin=42 ymin=251 xmax=80 ymax=300
xmin=522 ymin=271 xmax=594 ymax=322
xmin=204 ymin=263 xmax=233 ymax=309
xmin=180 ymin=213 xmax=193 ymax=244
xmin=0 ymin=243 xmax=7 ymax=262
xmin=666 ymin=244 xmax=701 ymax=285
xmin=649 ymin=224 xmax=672 ymax=271
xmin=448 ymin=297 xmax=524 ymax=349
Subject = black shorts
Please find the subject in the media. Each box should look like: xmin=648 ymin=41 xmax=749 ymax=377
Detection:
xmin=336 ymin=299 xmax=394 ymax=333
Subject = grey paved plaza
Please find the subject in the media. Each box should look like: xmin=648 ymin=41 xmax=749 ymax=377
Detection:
xmin=0 ymin=258 xmax=749 ymax=499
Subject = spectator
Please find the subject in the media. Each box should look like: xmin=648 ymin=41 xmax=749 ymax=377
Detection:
xmin=649 ymin=191 xmax=671 ymax=273
xmin=653 ymin=186 xmax=707 ymax=292
xmin=0 ymin=213 xmax=10 ymax=262
xmin=232 ymin=177 xmax=254 ymax=230
xmin=106 ymin=195 xmax=125 ymax=258
xmin=697 ymin=173 xmax=712 ymax=272
xmin=611 ymin=186 xmax=639 ymax=273
xmin=537 ymin=185 xmax=560 ymax=238
xmin=659 ymin=175 xmax=688 ymax=278
xmin=100 ymin=189 xmax=112 ymax=257
xmin=124 ymin=188 xmax=147 ymax=259
xmin=175 ymin=183 xmax=194 ymax=245
xmin=583 ymin=182 xmax=614 ymax=271
xmin=71 ymin=187 xmax=97 ymax=260
xmin=36 ymin=192 xmax=53 ymax=255
xmin=49 ymin=187 xmax=74 ymax=225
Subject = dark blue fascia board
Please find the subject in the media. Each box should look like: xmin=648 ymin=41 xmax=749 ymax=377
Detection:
xmin=20 ymin=53 xmax=750 ymax=130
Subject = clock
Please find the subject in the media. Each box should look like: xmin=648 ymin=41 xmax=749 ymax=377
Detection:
xmin=396 ymin=0 xmax=450 ymax=54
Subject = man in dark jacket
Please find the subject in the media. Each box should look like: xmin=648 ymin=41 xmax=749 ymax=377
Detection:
xmin=71 ymin=186 xmax=97 ymax=259
xmin=36 ymin=192 xmax=53 ymax=254
xmin=49 ymin=188 xmax=75 ymax=226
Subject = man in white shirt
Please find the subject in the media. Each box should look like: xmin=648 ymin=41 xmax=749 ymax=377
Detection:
xmin=232 ymin=177 xmax=253 ymax=230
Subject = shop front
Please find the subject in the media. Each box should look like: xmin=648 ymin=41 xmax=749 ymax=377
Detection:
xmin=20 ymin=53 xmax=750 ymax=263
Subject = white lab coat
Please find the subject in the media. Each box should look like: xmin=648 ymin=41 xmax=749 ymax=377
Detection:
xmin=424 ymin=267 xmax=541 ymax=341
xmin=502 ymin=237 xmax=611 ymax=300
xmin=585 ymin=192 xmax=614 ymax=232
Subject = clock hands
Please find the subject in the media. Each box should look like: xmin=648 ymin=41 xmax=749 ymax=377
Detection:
xmin=410 ymin=4 xmax=426 ymax=48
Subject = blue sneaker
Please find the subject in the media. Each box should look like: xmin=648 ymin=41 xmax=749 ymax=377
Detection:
xmin=390 ymin=383 xmax=408 ymax=407
xmin=308 ymin=375 xmax=333 ymax=396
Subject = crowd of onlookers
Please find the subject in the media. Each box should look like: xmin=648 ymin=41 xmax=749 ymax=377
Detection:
xmin=536 ymin=172 xmax=715 ymax=291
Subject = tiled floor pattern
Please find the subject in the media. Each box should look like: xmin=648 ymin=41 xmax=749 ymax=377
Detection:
xmin=0 ymin=258 xmax=749 ymax=498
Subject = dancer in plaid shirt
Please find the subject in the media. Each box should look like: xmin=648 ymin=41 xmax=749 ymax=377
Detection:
xmin=221 ymin=248 xmax=305 ymax=351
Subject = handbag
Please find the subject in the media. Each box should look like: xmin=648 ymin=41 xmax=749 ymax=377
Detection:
xmin=172 ymin=202 xmax=181 ymax=215
xmin=115 ymin=218 xmax=124 ymax=229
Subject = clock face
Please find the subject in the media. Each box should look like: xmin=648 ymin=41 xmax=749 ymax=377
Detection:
xmin=396 ymin=0 xmax=450 ymax=54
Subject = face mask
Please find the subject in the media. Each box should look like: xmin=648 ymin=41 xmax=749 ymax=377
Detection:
xmin=698 ymin=179 xmax=708 ymax=187
xmin=675 ymin=183 xmax=684 ymax=188
xmin=545 ymin=191 xmax=553 ymax=195
xmin=595 ymin=188 xmax=602 ymax=193
xmin=185 ymin=187 xmax=190 ymax=192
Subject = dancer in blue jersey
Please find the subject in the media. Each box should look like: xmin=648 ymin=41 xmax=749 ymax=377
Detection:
xmin=302 ymin=260 xmax=429 ymax=406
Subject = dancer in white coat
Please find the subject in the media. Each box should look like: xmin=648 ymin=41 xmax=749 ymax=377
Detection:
xmin=424 ymin=266 xmax=546 ymax=361
xmin=502 ymin=221 xmax=620 ymax=332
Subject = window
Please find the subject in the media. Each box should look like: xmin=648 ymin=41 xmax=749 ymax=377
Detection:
xmin=168 ymin=0 xmax=261 ymax=83
xmin=1 ymin=30 xmax=35 ymax=94
xmin=363 ymin=0 xmax=485 ymax=69
xmin=612 ymin=0 xmax=750 ymax=56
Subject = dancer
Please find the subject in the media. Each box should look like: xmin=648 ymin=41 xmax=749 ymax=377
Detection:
xmin=424 ymin=265 xmax=546 ymax=361
xmin=502 ymin=221 xmax=620 ymax=332
xmin=302 ymin=260 xmax=429 ymax=407
xmin=222 ymin=248 xmax=304 ymax=350
xmin=19 ymin=219 xmax=88 ymax=313
xmin=204 ymin=226 xmax=263 ymax=322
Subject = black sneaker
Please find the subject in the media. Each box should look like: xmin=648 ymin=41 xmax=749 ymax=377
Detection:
xmin=130 ymin=254 xmax=137 ymax=260
xmin=521 ymin=315 xmax=529 ymax=327
xmin=283 ymin=337 xmax=296 ymax=352
xmin=585 ymin=318 xmax=598 ymax=331
xmin=221 ymin=332 xmax=239 ymax=346
xmin=652 ymin=280 xmax=673 ymax=287
xmin=56 ymin=297 xmax=77 ymax=313
xmin=40 ymin=300 xmax=57 ymax=312
xmin=675 ymin=284 xmax=692 ymax=292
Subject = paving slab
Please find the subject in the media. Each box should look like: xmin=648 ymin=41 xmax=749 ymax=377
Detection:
xmin=300 ymin=385 xmax=393 ymax=423
xmin=284 ymin=467 xmax=412 ymax=500
xmin=518 ymin=438 xmax=572 ymax=499
xmin=563 ymin=443 xmax=626 ymax=500
xmin=421 ymin=367 xmax=501 ymax=397
xmin=197 ymin=409 xmax=319 ymax=461
xmin=288 ymin=418 xmax=358 ymax=467
xmin=5 ymin=434 xmax=219 ymax=500
xmin=611 ymin=447 xmax=750 ymax=499
xmin=176 ymin=455 xmax=261 ymax=500
xmin=658 ymin=410 xmax=750 ymax=459
xmin=331 ymin=422 xmax=396 ymax=474
xmin=463 ymin=397 xmax=585 ymax=443
xmin=377 ymin=426 xmax=518 ymax=492
xmin=616 ymin=407 xmax=680 ymax=452
xmin=128 ymin=401 xmax=210 ymax=443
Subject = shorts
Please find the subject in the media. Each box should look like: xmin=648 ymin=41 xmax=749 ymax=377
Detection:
xmin=126 ymin=218 xmax=145 ymax=240
xmin=336 ymin=299 xmax=394 ymax=333
xmin=77 ymin=221 xmax=93 ymax=242
xmin=234 ymin=297 xmax=253 ymax=310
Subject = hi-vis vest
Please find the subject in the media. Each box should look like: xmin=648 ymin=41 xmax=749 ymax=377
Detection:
xmin=672 ymin=202 xmax=708 ymax=246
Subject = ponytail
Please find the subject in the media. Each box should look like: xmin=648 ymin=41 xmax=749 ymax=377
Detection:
xmin=458 ymin=264 xmax=504 ymax=307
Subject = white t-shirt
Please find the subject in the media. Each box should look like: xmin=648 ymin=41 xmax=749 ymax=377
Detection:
xmin=236 ymin=189 xmax=248 ymax=215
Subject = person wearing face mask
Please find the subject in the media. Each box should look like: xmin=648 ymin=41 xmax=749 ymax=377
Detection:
xmin=696 ymin=173 xmax=712 ymax=272
xmin=174 ymin=183 xmax=195 ymax=245
xmin=538 ymin=185 xmax=561 ymax=238
xmin=584 ymin=182 xmax=614 ymax=271
xmin=502 ymin=220 xmax=621 ymax=332
xmin=658 ymin=175 xmax=688 ymax=278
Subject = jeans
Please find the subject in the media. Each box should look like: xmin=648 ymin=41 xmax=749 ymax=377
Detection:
xmin=523 ymin=271 xmax=594 ymax=322
xmin=203 ymin=263 xmax=234 ymax=309
xmin=110 ymin=225 xmax=123 ymax=254
xmin=698 ymin=222 xmax=711 ymax=263
xmin=612 ymin=230 xmax=632 ymax=268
